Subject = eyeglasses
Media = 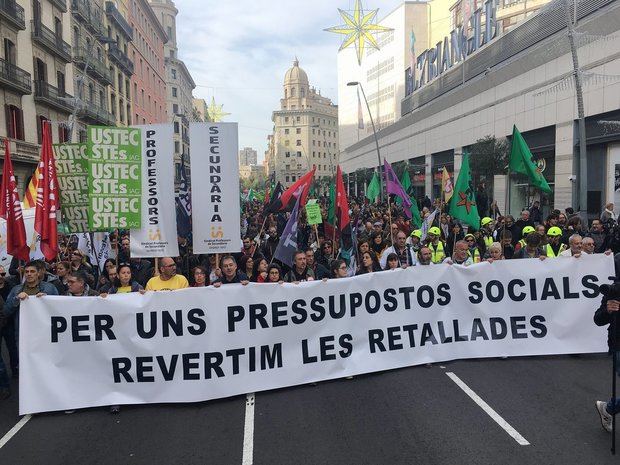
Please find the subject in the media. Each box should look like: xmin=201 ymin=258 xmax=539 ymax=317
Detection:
xmin=162 ymin=263 xmax=176 ymax=268
xmin=338 ymin=265 xmax=347 ymax=270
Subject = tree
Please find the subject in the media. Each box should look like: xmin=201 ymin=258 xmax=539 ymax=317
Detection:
xmin=468 ymin=135 xmax=509 ymax=194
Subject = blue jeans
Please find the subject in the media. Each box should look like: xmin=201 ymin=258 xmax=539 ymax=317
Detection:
xmin=0 ymin=353 xmax=8 ymax=389
xmin=607 ymin=351 xmax=620 ymax=415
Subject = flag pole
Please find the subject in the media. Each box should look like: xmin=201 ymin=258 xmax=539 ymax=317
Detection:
xmin=503 ymin=164 xmax=511 ymax=257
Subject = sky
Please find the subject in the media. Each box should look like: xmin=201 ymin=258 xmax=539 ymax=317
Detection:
xmin=175 ymin=0 xmax=405 ymax=163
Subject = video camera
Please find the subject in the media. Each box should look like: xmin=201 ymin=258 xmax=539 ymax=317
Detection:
xmin=600 ymin=282 xmax=620 ymax=300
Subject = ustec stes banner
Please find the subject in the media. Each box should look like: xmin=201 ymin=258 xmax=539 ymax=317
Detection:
xmin=19 ymin=255 xmax=613 ymax=414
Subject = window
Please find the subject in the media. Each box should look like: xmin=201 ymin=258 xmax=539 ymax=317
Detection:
xmin=172 ymin=87 xmax=177 ymax=97
xmin=284 ymin=128 xmax=289 ymax=134
xmin=171 ymin=68 xmax=177 ymax=79
xmin=57 ymin=71 xmax=65 ymax=95
xmin=173 ymin=103 xmax=178 ymax=113
xmin=174 ymin=121 xmax=179 ymax=133
xmin=285 ymin=176 xmax=290 ymax=183
xmin=296 ymin=140 xmax=301 ymax=146
xmin=4 ymin=39 xmax=15 ymax=65
xmin=36 ymin=115 xmax=50 ymax=144
xmin=285 ymin=152 xmax=290 ymax=158
xmin=5 ymin=105 xmax=24 ymax=140
xmin=291 ymin=88 xmax=296 ymax=97
xmin=284 ymin=140 xmax=289 ymax=146
xmin=297 ymin=151 xmax=302 ymax=157
xmin=175 ymin=141 xmax=180 ymax=153
xmin=285 ymin=165 xmax=290 ymax=170
xmin=292 ymin=175 xmax=296 ymax=181
xmin=296 ymin=128 xmax=301 ymax=134
xmin=284 ymin=117 xmax=289 ymax=123
xmin=296 ymin=116 xmax=300 ymax=122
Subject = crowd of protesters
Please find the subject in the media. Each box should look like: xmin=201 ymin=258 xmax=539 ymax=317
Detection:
xmin=1 ymin=194 xmax=620 ymax=408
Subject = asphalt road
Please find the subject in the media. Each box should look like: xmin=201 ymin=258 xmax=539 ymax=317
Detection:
xmin=1 ymin=354 xmax=618 ymax=465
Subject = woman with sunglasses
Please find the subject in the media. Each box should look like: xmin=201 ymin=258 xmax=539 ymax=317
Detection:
xmin=330 ymin=259 xmax=348 ymax=279
xmin=266 ymin=264 xmax=284 ymax=284
xmin=192 ymin=265 xmax=209 ymax=287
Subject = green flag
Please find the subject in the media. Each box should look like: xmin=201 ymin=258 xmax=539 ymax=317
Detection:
xmin=395 ymin=169 xmax=421 ymax=227
xmin=448 ymin=153 xmax=480 ymax=230
xmin=365 ymin=171 xmax=380 ymax=202
xmin=247 ymin=188 xmax=255 ymax=201
xmin=509 ymin=125 xmax=552 ymax=194
xmin=396 ymin=169 xmax=412 ymax=206
xmin=327 ymin=183 xmax=336 ymax=226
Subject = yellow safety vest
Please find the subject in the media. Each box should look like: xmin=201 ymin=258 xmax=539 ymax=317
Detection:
xmin=429 ymin=241 xmax=445 ymax=264
xmin=546 ymin=243 xmax=567 ymax=258
xmin=483 ymin=236 xmax=493 ymax=248
xmin=468 ymin=248 xmax=481 ymax=263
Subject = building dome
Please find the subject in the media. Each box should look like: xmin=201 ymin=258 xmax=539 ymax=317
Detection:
xmin=284 ymin=58 xmax=309 ymax=87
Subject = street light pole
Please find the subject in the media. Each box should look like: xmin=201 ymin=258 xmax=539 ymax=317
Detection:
xmin=565 ymin=0 xmax=588 ymax=220
xmin=348 ymin=81 xmax=383 ymax=201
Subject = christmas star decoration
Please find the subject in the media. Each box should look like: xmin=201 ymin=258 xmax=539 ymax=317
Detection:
xmin=207 ymin=97 xmax=231 ymax=123
xmin=324 ymin=0 xmax=393 ymax=66
xmin=456 ymin=191 xmax=476 ymax=214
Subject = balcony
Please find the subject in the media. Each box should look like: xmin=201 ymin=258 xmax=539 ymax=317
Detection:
xmin=108 ymin=43 xmax=134 ymax=75
xmin=77 ymin=102 xmax=114 ymax=126
xmin=105 ymin=2 xmax=133 ymax=40
xmin=71 ymin=0 xmax=106 ymax=37
xmin=49 ymin=0 xmax=67 ymax=12
xmin=0 ymin=0 xmax=25 ymax=30
xmin=34 ymin=80 xmax=74 ymax=113
xmin=31 ymin=20 xmax=71 ymax=62
xmin=0 ymin=57 xmax=31 ymax=94
xmin=73 ymin=46 xmax=113 ymax=85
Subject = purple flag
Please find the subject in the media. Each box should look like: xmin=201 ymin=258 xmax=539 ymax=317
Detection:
xmin=273 ymin=194 xmax=301 ymax=268
xmin=383 ymin=160 xmax=413 ymax=217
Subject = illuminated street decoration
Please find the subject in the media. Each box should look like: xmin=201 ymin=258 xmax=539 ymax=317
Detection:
xmin=325 ymin=0 xmax=392 ymax=66
xmin=207 ymin=97 xmax=231 ymax=122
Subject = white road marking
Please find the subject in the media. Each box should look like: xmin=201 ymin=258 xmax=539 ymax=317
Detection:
xmin=0 ymin=415 xmax=32 ymax=449
xmin=446 ymin=372 xmax=530 ymax=446
xmin=242 ymin=393 xmax=255 ymax=465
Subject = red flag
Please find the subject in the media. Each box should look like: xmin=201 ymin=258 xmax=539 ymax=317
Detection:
xmin=335 ymin=166 xmax=350 ymax=230
xmin=33 ymin=122 xmax=59 ymax=261
xmin=265 ymin=168 xmax=315 ymax=213
xmin=0 ymin=139 xmax=30 ymax=261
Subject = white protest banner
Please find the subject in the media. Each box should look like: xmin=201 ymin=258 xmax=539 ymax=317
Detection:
xmin=189 ymin=122 xmax=241 ymax=254
xmin=53 ymin=143 xmax=89 ymax=233
xmin=130 ymin=125 xmax=179 ymax=258
xmin=75 ymin=232 xmax=111 ymax=271
xmin=20 ymin=255 xmax=613 ymax=414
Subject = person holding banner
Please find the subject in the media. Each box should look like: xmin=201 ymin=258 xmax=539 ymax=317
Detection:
xmin=145 ymin=258 xmax=189 ymax=291
xmin=101 ymin=264 xmax=145 ymax=295
xmin=443 ymin=241 xmax=473 ymax=266
xmin=284 ymin=251 xmax=315 ymax=283
xmin=192 ymin=266 xmax=209 ymax=288
xmin=213 ymin=256 xmax=249 ymax=287
xmin=417 ymin=247 xmax=434 ymax=266
xmin=356 ymin=251 xmax=381 ymax=275
xmin=266 ymin=264 xmax=284 ymax=284
xmin=379 ymin=231 xmax=416 ymax=269
xmin=3 ymin=262 xmax=58 ymax=344
xmin=330 ymin=259 xmax=349 ymax=279
xmin=252 ymin=258 xmax=270 ymax=283
xmin=304 ymin=249 xmax=330 ymax=280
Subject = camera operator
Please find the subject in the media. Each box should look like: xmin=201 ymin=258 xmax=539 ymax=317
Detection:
xmin=594 ymin=281 xmax=620 ymax=433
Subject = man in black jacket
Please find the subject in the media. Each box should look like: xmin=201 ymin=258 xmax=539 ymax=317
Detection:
xmin=594 ymin=287 xmax=620 ymax=433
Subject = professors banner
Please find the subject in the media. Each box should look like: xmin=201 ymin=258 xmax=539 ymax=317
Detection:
xmin=88 ymin=126 xmax=142 ymax=231
xmin=53 ymin=143 xmax=89 ymax=233
xmin=130 ymin=125 xmax=179 ymax=258
xmin=20 ymin=255 xmax=613 ymax=414
xmin=189 ymin=123 xmax=241 ymax=254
